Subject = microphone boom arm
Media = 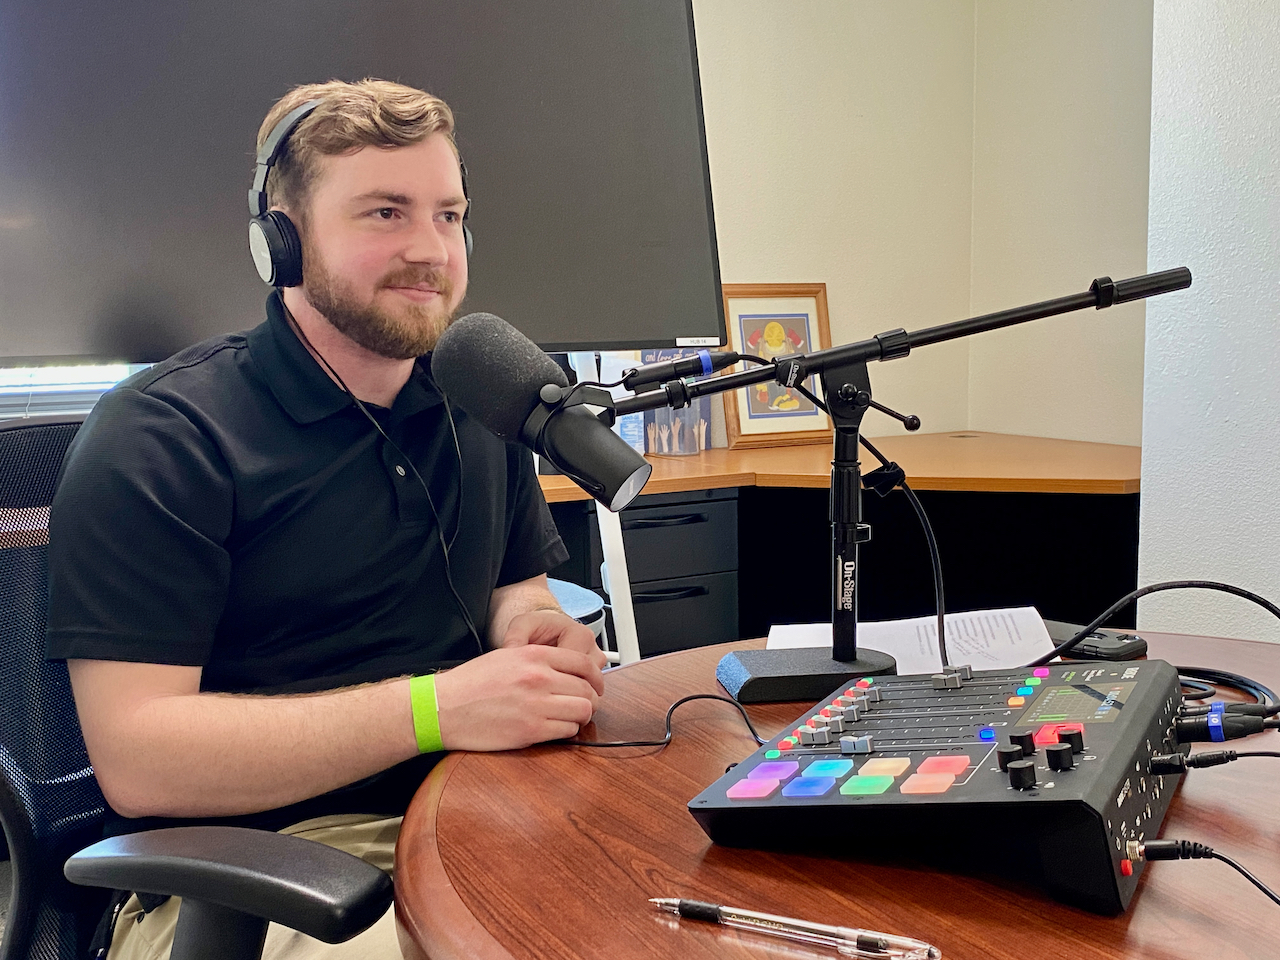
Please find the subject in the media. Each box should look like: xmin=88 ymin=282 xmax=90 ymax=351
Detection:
xmin=603 ymin=267 xmax=1191 ymax=673
xmin=613 ymin=268 xmax=1192 ymax=418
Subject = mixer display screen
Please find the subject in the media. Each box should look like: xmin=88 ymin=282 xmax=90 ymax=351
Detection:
xmin=1019 ymin=681 xmax=1137 ymax=724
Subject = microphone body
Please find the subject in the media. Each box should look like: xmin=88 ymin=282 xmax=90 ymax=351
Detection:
xmin=431 ymin=313 xmax=652 ymax=511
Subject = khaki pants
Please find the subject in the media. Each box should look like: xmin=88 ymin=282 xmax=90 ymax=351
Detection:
xmin=106 ymin=814 xmax=403 ymax=960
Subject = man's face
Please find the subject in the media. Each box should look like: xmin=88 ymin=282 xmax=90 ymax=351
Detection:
xmin=294 ymin=133 xmax=469 ymax=359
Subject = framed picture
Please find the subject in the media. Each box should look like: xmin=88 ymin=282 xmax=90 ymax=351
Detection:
xmin=721 ymin=282 xmax=833 ymax=448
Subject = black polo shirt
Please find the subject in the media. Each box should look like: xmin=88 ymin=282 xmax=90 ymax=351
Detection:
xmin=46 ymin=292 xmax=567 ymax=832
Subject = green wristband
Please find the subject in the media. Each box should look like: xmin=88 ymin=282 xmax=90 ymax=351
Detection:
xmin=409 ymin=674 xmax=445 ymax=754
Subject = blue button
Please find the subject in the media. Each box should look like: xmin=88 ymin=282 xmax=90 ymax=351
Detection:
xmin=977 ymin=727 xmax=997 ymax=742
xmin=804 ymin=759 xmax=854 ymax=778
xmin=1017 ymin=686 xmax=1033 ymax=696
xmin=781 ymin=776 xmax=837 ymax=798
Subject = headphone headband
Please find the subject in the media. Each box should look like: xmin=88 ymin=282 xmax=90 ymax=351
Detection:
xmin=248 ymin=99 xmax=323 ymax=217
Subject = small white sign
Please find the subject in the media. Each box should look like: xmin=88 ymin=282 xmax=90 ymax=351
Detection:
xmin=675 ymin=336 xmax=721 ymax=347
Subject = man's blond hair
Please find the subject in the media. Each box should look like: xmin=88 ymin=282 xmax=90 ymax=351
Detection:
xmin=256 ymin=78 xmax=456 ymax=217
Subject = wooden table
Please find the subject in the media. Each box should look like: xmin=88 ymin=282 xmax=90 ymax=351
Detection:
xmin=396 ymin=634 xmax=1279 ymax=960
xmin=537 ymin=431 xmax=1142 ymax=502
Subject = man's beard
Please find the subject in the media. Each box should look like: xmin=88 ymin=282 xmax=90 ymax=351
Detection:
xmin=302 ymin=246 xmax=460 ymax=360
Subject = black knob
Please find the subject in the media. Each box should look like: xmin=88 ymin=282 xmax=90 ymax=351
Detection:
xmin=1009 ymin=731 xmax=1036 ymax=756
xmin=1058 ymin=728 xmax=1085 ymax=754
xmin=1008 ymin=759 xmax=1037 ymax=790
xmin=996 ymin=744 xmax=1024 ymax=771
xmin=1046 ymin=742 xmax=1075 ymax=771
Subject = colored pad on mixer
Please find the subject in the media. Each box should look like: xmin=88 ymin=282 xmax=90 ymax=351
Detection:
xmin=804 ymin=759 xmax=854 ymax=778
xmin=839 ymin=775 xmax=895 ymax=796
xmin=726 ymin=778 xmax=780 ymax=800
xmin=857 ymin=757 xmax=912 ymax=778
xmin=900 ymin=773 xmax=956 ymax=795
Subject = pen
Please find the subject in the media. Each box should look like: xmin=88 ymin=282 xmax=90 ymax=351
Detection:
xmin=649 ymin=898 xmax=942 ymax=960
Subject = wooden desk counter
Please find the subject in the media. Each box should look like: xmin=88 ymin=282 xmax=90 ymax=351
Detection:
xmin=537 ymin=431 xmax=1141 ymax=502
xmin=396 ymin=633 xmax=1280 ymax=960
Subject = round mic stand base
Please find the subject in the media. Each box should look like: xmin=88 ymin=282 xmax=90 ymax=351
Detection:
xmin=715 ymin=647 xmax=897 ymax=704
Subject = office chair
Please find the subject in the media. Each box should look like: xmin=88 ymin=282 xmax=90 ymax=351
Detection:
xmin=0 ymin=415 xmax=391 ymax=960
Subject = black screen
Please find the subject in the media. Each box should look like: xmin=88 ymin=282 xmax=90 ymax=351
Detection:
xmin=0 ymin=0 xmax=724 ymax=360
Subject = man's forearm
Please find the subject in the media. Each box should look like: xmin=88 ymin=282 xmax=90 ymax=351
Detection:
xmin=70 ymin=661 xmax=419 ymax=820
xmin=488 ymin=574 xmax=561 ymax=646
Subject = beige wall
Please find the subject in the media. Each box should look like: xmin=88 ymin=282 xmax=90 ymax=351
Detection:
xmin=693 ymin=0 xmax=1153 ymax=445
xmin=693 ymin=0 xmax=975 ymax=435
xmin=968 ymin=1 xmax=1153 ymax=445
xmin=1140 ymin=0 xmax=1280 ymax=642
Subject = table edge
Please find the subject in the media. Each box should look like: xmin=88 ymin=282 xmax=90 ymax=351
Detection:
xmin=395 ymin=752 xmax=516 ymax=960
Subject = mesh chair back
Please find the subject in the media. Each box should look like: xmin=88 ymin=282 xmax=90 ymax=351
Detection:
xmin=0 ymin=415 xmax=108 ymax=960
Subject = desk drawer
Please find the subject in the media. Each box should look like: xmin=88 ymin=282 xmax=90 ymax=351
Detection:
xmin=632 ymin=571 xmax=738 ymax=656
xmin=593 ymin=498 xmax=738 ymax=584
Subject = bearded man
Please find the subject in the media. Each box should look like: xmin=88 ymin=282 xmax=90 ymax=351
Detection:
xmin=46 ymin=79 xmax=605 ymax=960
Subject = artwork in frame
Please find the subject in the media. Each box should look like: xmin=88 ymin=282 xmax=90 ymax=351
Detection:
xmin=721 ymin=282 xmax=833 ymax=448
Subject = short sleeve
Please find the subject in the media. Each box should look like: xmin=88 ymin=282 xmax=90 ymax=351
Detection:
xmin=495 ymin=445 xmax=569 ymax=588
xmin=46 ymin=388 xmax=234 ymax=665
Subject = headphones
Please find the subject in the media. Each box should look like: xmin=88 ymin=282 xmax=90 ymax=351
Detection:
xmin=248 ymin=98 xmax=473 ymax=287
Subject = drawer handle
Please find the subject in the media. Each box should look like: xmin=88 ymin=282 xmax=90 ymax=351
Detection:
xmin=621 ymin=513 xmax=708 ymax=530
xmin=633 ymin=585 xmax=709 ymax=602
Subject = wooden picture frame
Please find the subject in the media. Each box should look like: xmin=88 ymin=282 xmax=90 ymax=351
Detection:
xmin=721 ymin=282 xmax=833 ymax=448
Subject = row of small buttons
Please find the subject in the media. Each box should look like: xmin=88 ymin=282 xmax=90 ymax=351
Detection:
xmin=1007 ymin=669 xmax=1051 ymax=706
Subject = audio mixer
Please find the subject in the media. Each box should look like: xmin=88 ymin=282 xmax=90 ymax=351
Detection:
xmin=690 ymin=659 xmax=1186 ymax=914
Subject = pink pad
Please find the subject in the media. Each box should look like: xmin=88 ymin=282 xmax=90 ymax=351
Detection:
xmin=726 ymin=778 xmax=780 ymax=800
xmin=917 ymin=755 xmax=970 ymax=776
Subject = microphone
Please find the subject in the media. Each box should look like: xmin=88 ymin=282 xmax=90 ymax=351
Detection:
xmin=622 ymin=350 xmax=740 ymax=392
xmin=431 ymin=313 xmax=652 ymax=512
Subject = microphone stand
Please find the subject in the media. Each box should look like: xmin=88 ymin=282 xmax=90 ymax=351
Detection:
xmin=605 ymin=268 xmax=1192 ymax=702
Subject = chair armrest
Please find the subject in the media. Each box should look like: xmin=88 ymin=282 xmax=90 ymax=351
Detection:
xmin=63 ymin=826 xmax=393 ymax=944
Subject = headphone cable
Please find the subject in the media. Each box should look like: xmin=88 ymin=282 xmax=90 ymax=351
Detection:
xmin=281 ymin=299 xmax=486 ymax=657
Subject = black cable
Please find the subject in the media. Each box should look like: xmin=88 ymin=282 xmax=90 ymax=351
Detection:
xmin=858 ymin=434 xmax=888 ymax=467
xmin=1178 ymin=678 xmax=1216 ymax=701
xmin=858 ymin=435 xmax=948 ymax=669
xmin=1025 ymin=580 xmax=1280 ymax=667
xmin=1182 ymin=701 xmax=1280 ymax=717
xmin=1151 ymin=750 xmax=1280 ymax=773
xmin=902 ymin=485 xmax=948 ymax=668
xmin=793 ymin=382 xmax=828 ymax=413
xmin=564 ymin=694 xmax=768 ymax=749
xmin=1211 ymin=851 xmax=1280 ymax=907
xmin=283 ymin=304 xmax=486 ymax=657
xmin=737 ymin=354 xmax=773 ymax=367
xmin=1175 ymin=666 xmax=1277 ymax=706
xmin=1137 ymin=841 xmax=1280 ymax=907
xmin=346 ymin=403 xmax=486 ymax=658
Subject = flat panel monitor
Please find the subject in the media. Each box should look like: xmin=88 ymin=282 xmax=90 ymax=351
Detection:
xmin=0 ymin=0 xmax=725 ymax=360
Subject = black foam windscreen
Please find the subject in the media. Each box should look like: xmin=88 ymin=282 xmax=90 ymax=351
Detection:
xmin=430 ymin=313 xmax=569 ymax=439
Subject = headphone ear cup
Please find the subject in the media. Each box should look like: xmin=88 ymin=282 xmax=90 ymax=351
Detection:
xmin=463 ymin=223 xmax=473 ymax=260
xmin=248 ymin=210 xmax=304 ymax=287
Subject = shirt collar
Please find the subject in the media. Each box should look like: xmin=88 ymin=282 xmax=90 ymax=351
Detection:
xmin=247 ymin=290 xmax=444 ymax=425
